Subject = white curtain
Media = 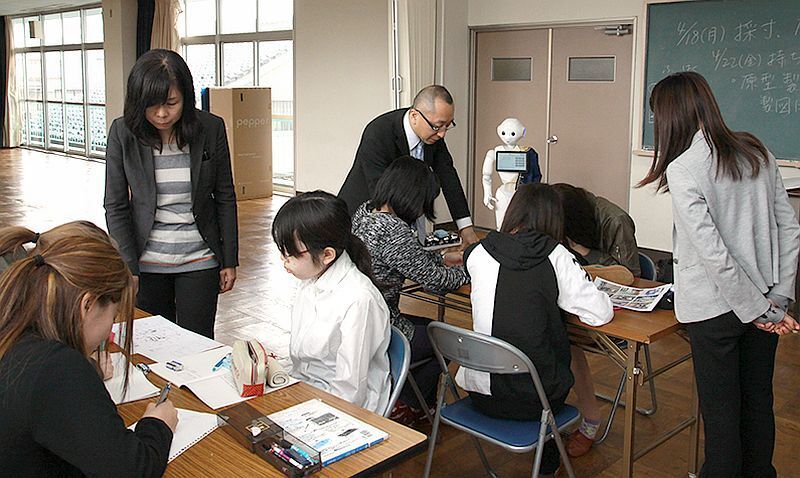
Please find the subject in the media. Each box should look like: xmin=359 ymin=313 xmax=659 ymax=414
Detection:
xmin=150 ymin=0 xmax=181 ymax=52
xmin=3 ymin=17 xmax=21 ymax=147
xmin=395 ymin=0 xmax=437 ymax=107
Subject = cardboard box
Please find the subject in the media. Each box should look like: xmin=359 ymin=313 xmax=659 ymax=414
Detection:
xmin=209 ymin=87 xmax=273 ymax=199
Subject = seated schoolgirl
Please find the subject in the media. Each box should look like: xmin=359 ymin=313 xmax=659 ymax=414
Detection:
xmin=0 ymin=221 xmax=120 ymax=380
xmin=0 ymin=223 xmax=177 ymax=477
xmin=457 ymin=183 xmax=613 ymax=477
xmin=272 ymin=191 xmax=391 ymax=414
xmin=351 ymin=156 xmax=469 ymax=424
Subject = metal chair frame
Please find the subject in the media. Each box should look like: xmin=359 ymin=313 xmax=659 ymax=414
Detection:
xmin=423 ymin=322 xmax=579 ymax=478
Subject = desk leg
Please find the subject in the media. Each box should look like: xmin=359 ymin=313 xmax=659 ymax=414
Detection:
xmin=687 ymin=371 xmax=700 ymax=478
xmin=621 ymin=341 xmax=640 ymax=478
xmin=437 ymin=296 xmax=445 ymax=321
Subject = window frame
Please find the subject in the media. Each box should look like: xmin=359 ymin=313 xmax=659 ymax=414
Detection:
xmin=11 ymin=5 xmax=106 ymax=159
xmin=179 ymin=0 xmax=294 ymax=188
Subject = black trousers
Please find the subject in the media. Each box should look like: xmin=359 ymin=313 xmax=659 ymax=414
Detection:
xmin=685 ymin=311 xmax=779 ymax=478
xmin=137 ymin=267 xmax=220 ymax=339
xmin=400 ymin=314 xmax=442 ymax=409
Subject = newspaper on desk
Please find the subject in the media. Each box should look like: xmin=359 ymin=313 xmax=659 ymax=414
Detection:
xmin=594 ymin=277 xmax=672 ymax=312
xmin=268 ymin=399 xmax=389 ymax=466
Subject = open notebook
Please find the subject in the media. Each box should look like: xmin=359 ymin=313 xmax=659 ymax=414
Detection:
xmin=104 ymin=353 xmax=160 ymax=404
xmin=149 ymin=346 xmax=297 ymax=410
xmin=129 ymin=409 xmax=218 ymax=462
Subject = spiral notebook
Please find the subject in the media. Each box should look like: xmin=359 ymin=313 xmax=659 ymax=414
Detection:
xmin=129 ymin=408 xmax=218 ymax=462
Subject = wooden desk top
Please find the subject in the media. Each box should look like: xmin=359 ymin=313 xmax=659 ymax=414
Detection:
xmin=442 ymin=279 xmax=680 ymax=345
xmin=118 ymin=311 xmax=427 ymax=477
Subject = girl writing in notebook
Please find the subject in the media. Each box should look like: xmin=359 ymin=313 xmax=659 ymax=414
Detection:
xmin=458 ymin=183 xmax=613 ymax=477
xmin=0 ymin=221 xmax=119 ymax=380
xmin=272 ymin=191 xmax=391 ymax=414
xmin=640 ymin=71 xmax=800 ymax=477
xmin=0 ymin=223 xmax=178 ymax=477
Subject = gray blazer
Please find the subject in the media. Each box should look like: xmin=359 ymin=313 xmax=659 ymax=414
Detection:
xmin=104 ymin=110 xmax=239 ymax=275
xmin=666 ymin=130 xmax=800 ymax=324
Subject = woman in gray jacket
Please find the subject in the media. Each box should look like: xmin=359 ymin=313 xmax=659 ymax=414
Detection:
xmin=640 ymin=71 xmax=799 ymax=478
xmin=104 ymin=50 xmax=238 ymax=338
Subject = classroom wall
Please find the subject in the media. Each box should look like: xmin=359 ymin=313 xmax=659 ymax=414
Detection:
xmin=293 ymin=0 xmax=393 ymax=194
xmin=102 ymin=0 xmax=137 ymax=130
xmin=432 ymin=0 xmax=470 ymax=224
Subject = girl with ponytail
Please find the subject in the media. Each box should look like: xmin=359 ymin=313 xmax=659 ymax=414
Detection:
xmin=272 ymin=191 xmax=391 ymax=413
xmin=0 ymin=222 xmax=176 ymax=477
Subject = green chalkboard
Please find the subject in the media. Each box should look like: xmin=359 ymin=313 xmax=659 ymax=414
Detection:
xmin=643 ymin=0 xmax=800 ymax=160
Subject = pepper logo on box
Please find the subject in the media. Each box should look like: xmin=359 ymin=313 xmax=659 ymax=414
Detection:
xmin=235 ymin=117 xmax=269 ymax=129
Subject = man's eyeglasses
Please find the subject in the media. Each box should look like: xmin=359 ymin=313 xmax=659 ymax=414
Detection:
xmin=415 ymin=109 xmax=456 ymax=133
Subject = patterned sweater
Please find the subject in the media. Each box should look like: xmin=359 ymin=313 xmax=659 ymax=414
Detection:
xmin=352 ymin=202 xmax=469 ymax=340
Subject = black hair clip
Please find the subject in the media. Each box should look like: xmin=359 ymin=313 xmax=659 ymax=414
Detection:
xmin=33 ymin=254 xmax=46 ymax=267
xmin=31 ymin=232 xmax=40 ymax=244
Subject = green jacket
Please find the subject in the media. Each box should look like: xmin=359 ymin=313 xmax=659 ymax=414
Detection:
xmin=585 ymin=192 xmax=641 ymax=277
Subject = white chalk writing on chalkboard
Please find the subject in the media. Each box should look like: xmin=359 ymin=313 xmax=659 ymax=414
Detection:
xmin=644 ymin=1 xmax=800 ymax=159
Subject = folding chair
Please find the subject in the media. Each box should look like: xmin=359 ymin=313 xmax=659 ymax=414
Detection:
xmin=423 ymin=322 xmax=579 ymax=478
xmin=383 ymin=326 xmax=411 ymax=417
xmin=638 ymin=252 xmax=657 ymax=281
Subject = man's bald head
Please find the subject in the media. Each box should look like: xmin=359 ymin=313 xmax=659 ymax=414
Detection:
xmin=412 ymin=85 xmax=454 ymax=113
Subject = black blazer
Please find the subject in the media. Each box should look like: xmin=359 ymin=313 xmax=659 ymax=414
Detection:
xmin=338 ymin=108 xmax=471 ymax=220
xmin=104 ymin=110 xmax=239 ymax=275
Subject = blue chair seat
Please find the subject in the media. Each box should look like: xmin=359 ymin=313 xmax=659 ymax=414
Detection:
xmin=440 ymin=397 xmax=580 ymax=448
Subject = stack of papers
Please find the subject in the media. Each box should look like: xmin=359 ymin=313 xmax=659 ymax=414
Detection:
xmin=269 ymin=399 xmax=388 ymax=466
xmin=104 ymin=352 xmax=160 ymax=404
xmin=594 ymin=277 xmax=672 ymax=312
xmin=112 ymin=315 xmax=224 ymax=362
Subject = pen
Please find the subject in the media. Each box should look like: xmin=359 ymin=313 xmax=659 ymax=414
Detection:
xmin=156 ymin=382 xmax=171 ymax=405
xmin=211 ymin=353 xmax=230 ymax=372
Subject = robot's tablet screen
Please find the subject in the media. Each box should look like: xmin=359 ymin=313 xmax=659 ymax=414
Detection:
xmin=495 ymin=151 xmax=528 ymax=173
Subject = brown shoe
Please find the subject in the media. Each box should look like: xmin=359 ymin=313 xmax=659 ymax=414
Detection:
xmin=565 ymin=429 xmax=594 ymax=457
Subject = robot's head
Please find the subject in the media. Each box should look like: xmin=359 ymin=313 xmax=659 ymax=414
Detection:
xmin=497 ymin=118 xmax=526 ymax=146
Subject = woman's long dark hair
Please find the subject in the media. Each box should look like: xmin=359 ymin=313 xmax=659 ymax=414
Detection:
xmin=551 ymin=183 xmax=599 ymax=249
xmin=368 ymin=156 xmax=440 ymax=224
xmin=500 ymin=183 xmax=565 ymax=242
xmin=272 ymin=191 xmax=379 ymax=287
xmin=123 ymin=49 xmax=199 ymax=151
xmin=639 ymin=71 xmax=768 ymax=192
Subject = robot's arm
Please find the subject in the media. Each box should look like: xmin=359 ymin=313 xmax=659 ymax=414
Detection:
xmin=482 ymin=150 xmax=496 ymax=210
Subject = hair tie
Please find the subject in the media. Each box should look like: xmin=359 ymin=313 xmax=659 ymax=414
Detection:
xmin=31 ymin=232 xmax=40 ymax=244
xmin=33 ymin=254 xmax=46 ymax=267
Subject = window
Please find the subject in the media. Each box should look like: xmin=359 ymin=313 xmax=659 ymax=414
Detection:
xmin=179 ymin=0 xmax=294 ymax=188
xmin=11 ymin=9 xmax=106 ymax=158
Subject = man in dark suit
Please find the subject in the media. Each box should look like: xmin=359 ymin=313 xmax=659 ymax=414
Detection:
xmin=338 ymin=85 xmax=479 ymax=245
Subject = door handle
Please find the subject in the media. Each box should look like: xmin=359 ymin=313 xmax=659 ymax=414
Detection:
xmin=546 ymin=135 xmax=558 ymax=144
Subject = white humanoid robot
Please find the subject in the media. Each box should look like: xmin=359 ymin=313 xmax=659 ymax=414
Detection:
xmin=482 ymin=117 xmax=528 ymax=230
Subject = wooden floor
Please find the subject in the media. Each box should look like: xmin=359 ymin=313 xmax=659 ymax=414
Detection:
xmin=2 ymin=147 xmax=799 ymax=477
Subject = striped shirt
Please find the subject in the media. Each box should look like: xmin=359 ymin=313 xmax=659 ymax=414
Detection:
xmin=138 ymin=144 xmax=218 ymax=274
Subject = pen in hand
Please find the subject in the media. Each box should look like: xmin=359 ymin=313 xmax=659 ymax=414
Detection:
xmin=156 ymin=382 xmax=171 ymax=405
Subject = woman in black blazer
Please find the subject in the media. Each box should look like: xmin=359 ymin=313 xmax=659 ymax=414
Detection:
xmin=104 ymin=49 xmax=238 ymax=338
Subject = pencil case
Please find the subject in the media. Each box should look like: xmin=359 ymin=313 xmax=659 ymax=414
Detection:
xmin=232 ymin=339 xmax=269 ymax=397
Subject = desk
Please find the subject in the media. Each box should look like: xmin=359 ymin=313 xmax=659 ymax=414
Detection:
xmin=401 ymin=280 xmax=700 ymax=478
xmin=116 ymin=310 xmax=427 ymax=478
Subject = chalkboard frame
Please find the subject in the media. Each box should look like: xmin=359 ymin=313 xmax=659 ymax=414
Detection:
xmin=638 ymin=0 xmax=800 ymax=166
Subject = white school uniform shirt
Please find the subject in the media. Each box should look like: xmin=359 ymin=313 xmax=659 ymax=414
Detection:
xmin=289 ymin=252 xmax=391 ymax=413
